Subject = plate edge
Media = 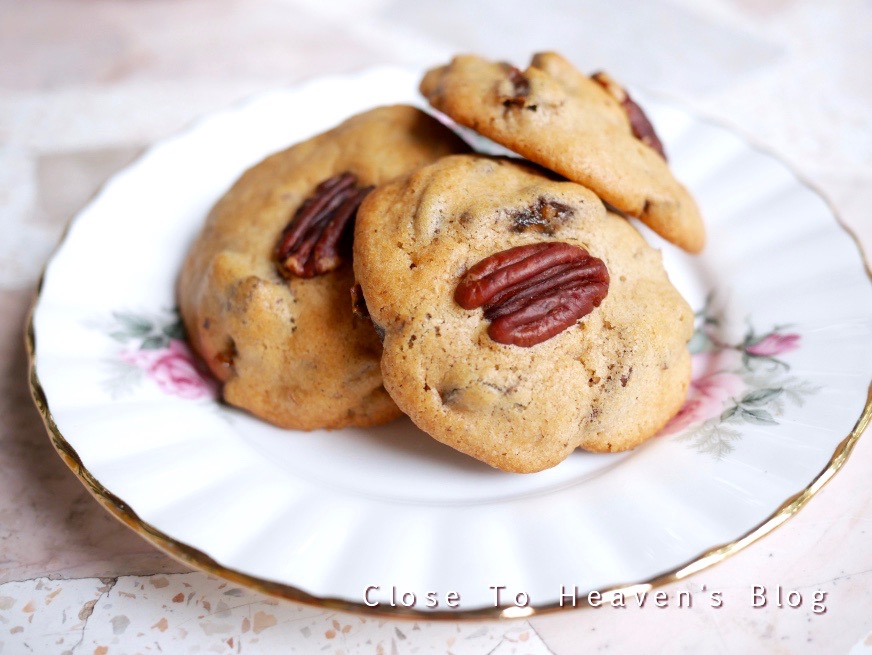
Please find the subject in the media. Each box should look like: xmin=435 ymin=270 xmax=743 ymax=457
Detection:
xmin=24 ymin=67 xmax=872 ymax=621
xmin=25 ymin=309 xmax=872 ymax=619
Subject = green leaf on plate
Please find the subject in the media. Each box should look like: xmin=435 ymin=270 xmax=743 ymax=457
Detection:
xmin=739 ymin=407 xmax=778 ymax=425
xmin=162 ymin=320 xmax=186 ymax=340
xmin=741 ymin=388 xmax=782 ymax=406
xmin=141 ymin=335 xmax=167 ymax=350
xmin=113 ymin=311 xmax=153 ymax=337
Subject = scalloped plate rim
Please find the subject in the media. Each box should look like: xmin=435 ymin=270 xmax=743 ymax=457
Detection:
xmin=27 ymin=65 xmax=872 ymax=619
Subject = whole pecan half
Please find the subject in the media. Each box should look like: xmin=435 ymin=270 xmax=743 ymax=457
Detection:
xmin=275 ymin=172 xmax=373 ymax=278
xmin=591 ymin=71 xmax=666 ymax=160
xmin=455 ymin=242 xmax=609 ymax=347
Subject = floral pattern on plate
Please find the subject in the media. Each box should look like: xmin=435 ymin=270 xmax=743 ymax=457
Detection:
xmin=88 ymin=293 xmax=820 ymax=462
xmin=663 ymin=295 xmax=818 ymax=457
xmin=89 ymin=309 xmax=218 ymax=401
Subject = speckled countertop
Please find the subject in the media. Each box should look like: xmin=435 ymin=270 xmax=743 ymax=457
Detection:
xmin=2 ymin=0 xmax=871 ymax=653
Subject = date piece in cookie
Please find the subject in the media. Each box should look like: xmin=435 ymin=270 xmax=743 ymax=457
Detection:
xmin=420 ymin=52 xmax=705 ymax=253
xmin=354 ymin=154 xmax=693 ymax=473
xmin=178 ymin=105 xmax=470 ymax=430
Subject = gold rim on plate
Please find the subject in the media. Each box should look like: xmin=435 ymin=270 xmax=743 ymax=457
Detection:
xmin=25 ymin=75 xmax=872 ymax=620
xmin=25 ymin=315 xmax=872 ymax=619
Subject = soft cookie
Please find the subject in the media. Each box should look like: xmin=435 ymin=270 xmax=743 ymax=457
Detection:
xmin=354 ymin=154 xmax=693 ymax=472
xmin=420 ymin=52 xmax=705 ymax=253
xmin=178 ymin=105 xmax=470 ymax=430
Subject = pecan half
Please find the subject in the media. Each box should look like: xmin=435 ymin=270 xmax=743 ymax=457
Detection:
xmin=455 ymin=242 xmax=609 ymax=347
xmin=591 ymin=71 xmax=666 ymax=160
xmin=275 ymin=172 xmax=373 ymax=278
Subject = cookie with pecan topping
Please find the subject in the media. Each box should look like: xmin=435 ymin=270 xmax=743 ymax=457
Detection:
xmin=354 ymin=155 xmax=693 ymax=472
xmin=419 ymin=52 xmax=705 ymax=253
xmin=178 ymin=105 xmax=469 ymax=430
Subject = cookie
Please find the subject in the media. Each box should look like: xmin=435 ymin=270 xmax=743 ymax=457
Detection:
xmin=420 ymin=52 xmax=705 ymax=253
xmin=178 ymin=105 xmax=470 ymax=430
xmin=354 ymin=154 xmax=693 ymax=472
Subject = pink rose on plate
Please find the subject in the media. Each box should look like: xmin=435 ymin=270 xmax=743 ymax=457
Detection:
xmin=660 ymin=369 xmax=744 ymax=435
xmin=148 ymin=340 xmax=218 ymax=400
xmin=746 ymin=332 xmax=800 ymax=357
xmin=121 ymin=340 xmax=218 ymax=400
xmin=120 ymin=346 xmax=160 ymax=370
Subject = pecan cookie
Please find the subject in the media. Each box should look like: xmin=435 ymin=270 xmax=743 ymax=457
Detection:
xmin=420 ymin=52 xmax=705 ymax=253
xmin=353 ymin=155 xmax=693 ymax=472
xmin=178 ymin=105 xmax=469 ymax=430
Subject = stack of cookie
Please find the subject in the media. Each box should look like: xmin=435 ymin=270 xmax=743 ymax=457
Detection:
xmin=178 ymin=52 xmax=704 ymax=473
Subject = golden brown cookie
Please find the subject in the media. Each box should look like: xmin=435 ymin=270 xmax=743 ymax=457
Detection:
xmin=178 ymin=105 xmax=470 ymax=430
xmin=420 ymin=52 xmax=705 ymax=253
xmin=354 ymin=154 xmax=693 ymax=472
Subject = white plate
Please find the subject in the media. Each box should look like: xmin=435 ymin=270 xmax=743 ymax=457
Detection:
xmin=29 ymin=67 xmax=872 ymax=618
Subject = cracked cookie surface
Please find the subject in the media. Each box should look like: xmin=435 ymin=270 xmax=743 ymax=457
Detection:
xmin=178 ymin=105 xmax=469 ymax=430
xmin=420 ymin=52 xmax=705 ymax=253
xmin=354 ymin=155 xmax=693 ymax=472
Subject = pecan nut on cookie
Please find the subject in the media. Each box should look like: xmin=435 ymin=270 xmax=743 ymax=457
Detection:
xmin=354 ymin=155 xmax=693 ymax=473
xmin=420 ymin=52 xmax=705 ymax=253
xmin=178 ymin=106 xmax=470 ymax=430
